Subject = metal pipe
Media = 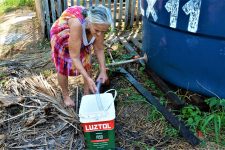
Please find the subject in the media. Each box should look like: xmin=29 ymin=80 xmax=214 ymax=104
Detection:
xmin=106 ymin=53 xmax=147 ymax=67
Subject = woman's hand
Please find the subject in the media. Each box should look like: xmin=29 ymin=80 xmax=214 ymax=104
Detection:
xmin=86 ymin=77 xmax=98 ymax=93
xmin=97 ymin=70 xmax=108 ymax=83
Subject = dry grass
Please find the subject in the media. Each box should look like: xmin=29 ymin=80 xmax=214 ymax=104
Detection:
xmin=0 ymin=66 xmax=84 ymax=149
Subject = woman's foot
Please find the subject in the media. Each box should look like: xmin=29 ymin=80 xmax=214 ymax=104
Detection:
xmin=63 ymin=96 xmax=75 ymax=107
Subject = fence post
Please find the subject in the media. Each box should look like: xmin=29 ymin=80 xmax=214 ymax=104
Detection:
xmin=102 ymin=0 xmax=105 ymax=6
xmin=50 ymin=0 xmax=56 ymax=22
xmin=125 ymin=0 xmax=130 ymax=28
xmin=34 ymin=0 xmax=45 ymax=38
xmin=43 ymin=0 xmax=51 ymax=39
xmin=57 ymin=0 xmax=62 ymax=17
xmin=118 ymin=0 xmax=123 ymax=27
xmin=108 ymin=0 xmax=111 ymax=10
xmin=113 ymin=0 xmax=117 ymax=29
xmin=63 ymin=0 xmax=68 ymax=10
xmin=130 ymin=0 xmax=136 ymax=27
xmin=136 ymin=0 xmax=140 ymax=26
xmin=71 ymin=0 xmax=74 ymax=6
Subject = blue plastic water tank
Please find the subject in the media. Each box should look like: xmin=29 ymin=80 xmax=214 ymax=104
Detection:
xmin=141 ymin=0 xmax=225 ymax=98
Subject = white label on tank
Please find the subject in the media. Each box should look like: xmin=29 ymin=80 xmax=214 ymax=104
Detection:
xmin=146 ymin=0 xmax=158 ymax=21
xmin=165 ymin=0 xmax=180 ymax=28
xmin=140 ymin=0 xmax=145 ymax=16
xmin=182 ymin=0 xmax=201 ymax=33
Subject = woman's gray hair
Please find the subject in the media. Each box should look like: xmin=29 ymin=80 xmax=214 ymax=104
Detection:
xmin=87 ymin=5 xmax=113 ymax=26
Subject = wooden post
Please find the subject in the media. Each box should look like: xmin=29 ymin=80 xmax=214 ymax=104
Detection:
xmin=124 ymin=0 xmax=130 ymax=28
xmin=63 ymin=0 xmax=68 ymax=10
xmin=136 ymin=0 xmax=141 ymax=25
xmin=96 ymin=0 xmax=99 ymax=5
xmin=130 ymin=0 xmax=136 ymax=27
xmin=118 ymin=0 xmax=123 ymax=26
xmin=43 ymin=0 xmax=51 ymax=39
xmin=71 ymin=0 xmax=74 ymax=6
xmin=108 ymin=0 xmax=111 ymax=10
xmin=102 ymin=0 xmax=105 ymax=6
xmin=57 ymin=0 xmax=62 ymax=17
xmin=50 ymin=0 xmax=56 ymax=22
xmin=34 ymin=0 xmax=45 ymax=38
xmin=77 ymin=0 xmax=80 ymax=6
xmin=113 ymin=0 xmax=117 ymax=29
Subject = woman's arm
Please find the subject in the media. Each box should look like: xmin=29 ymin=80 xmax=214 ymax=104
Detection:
xmin=93 ymin=34 xmax=108 ymax=83
xmin=68 ymin=18 xmax=97 ymax=93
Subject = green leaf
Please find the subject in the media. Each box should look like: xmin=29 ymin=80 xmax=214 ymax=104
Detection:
xmin=194 ymin=116 xmax=201 ymax=124
xmin=209 ymin=98 xmax=219 ymax=108
xmin=214 ymin=115 xmax=220 ymax=143
xmin=201 ymin=114 xmax=214 ymax=132
xmin=187 ymin=118 xmax=194 ymax=125
xmin=220 ymin=99 xmax=225 ymax=107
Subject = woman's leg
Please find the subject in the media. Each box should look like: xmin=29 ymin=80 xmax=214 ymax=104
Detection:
xmin=57 ymin=73 xmax=75 ymax=107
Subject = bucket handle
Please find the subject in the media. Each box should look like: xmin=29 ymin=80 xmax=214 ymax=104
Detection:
xmin=101 ymin=89 xmax=117 ymax=112
xmin=104 ymin=89 xmax=117 ymax=101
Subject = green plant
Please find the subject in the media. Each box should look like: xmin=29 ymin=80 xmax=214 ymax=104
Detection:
xmin=179 ymin=98 xmax=225 ymax=144
xmin=201 ymin=113 xmax=221 ymax=143
xmin=147 ymin=80 xmax=158 ymax=91
xmin=147 ymin=106 xmax=163 ymax=121
xmin=164 ymin=124 xmax=179 ymax=137
xmin=200 ymin=97 xmax=225 ymax=143
xmin=180 ymin=105 xmax=202 ymax=131
xmin=0 ymin=72 xmax=8 ymax=85
xmin=117 ymin=87 xmax=146 ymax=103
xmin=126 ymin=51 xmax=137 ymax=58
xmin=139 ymin=66 xmax=145 ymax=72
xmin=42 ymin=69 xmax=53 ymax=78
xmin=3 ymin=0 xmax=34 ymax=7
xmin=133 ymin=141 xmax=155 ymax=150
xmin=0 ymin=0 xmax=34 ymax=15
xmin=0 ymin=72 xmax=7 ymax=79
xmin=205 ymin=97 xmax=225 ymax=110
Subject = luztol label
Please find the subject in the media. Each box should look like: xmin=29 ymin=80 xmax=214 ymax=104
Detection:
xmin=82 ymin=120 xmax=115 ymax=132
xmin=82 ymin=120 xmax=116 ymax=149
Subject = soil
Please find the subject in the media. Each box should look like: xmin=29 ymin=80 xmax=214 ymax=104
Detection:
xmin=0 ymin=8 xmax=38 ymax=56
xmin=0 ymin=8 xmax=224 ymax=150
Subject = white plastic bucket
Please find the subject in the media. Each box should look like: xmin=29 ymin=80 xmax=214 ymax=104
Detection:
xmin=79 ymin=89 xmax=117 ymax=149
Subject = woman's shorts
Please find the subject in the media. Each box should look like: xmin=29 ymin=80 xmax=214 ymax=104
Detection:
xmin=52 ymin=48 xmax=92 ymax=76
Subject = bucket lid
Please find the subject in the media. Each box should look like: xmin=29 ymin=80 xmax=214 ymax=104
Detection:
xmin=79 ymin=93 xmax=115 ymax=123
